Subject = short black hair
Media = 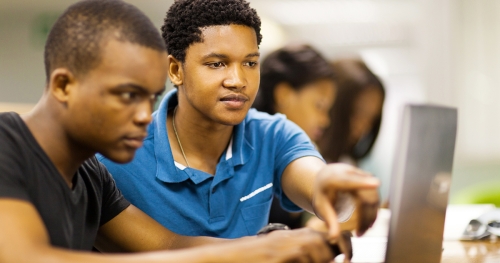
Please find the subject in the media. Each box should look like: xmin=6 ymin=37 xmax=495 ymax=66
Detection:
xmin=253 ymin=44 xmax=335 ymax=114
xmin=318 ymin=59 xmax=385 ymax=162
xmin=162 ymin=0 xmax=262 ymax=62
xmin=44 ymin=0 xmax=166 ymax=82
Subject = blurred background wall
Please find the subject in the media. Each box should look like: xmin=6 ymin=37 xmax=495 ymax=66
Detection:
xmin=1 ymin=0 xmax=499 ymax=203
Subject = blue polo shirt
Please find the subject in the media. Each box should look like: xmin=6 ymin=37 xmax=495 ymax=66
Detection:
xmin=97 ymin=89 xmax=323 ymax=238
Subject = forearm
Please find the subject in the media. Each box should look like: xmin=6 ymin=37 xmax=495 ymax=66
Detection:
xmin=281 ymin=157 xmax=324 ymax=214
xmin=96 ymin=228 xmax=230 ymax=252
xmin=10 ymin=243 xmax=237 ymax=263
xmin=36 ymin=234 xmax=311 ymax=263
xmin=95 ymin=205 xmax=235 ymax=253
xmin=167 ymin=234 xmax=248 ymax=249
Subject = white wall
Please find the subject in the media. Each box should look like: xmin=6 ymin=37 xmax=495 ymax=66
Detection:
xmin=253 ymin=0 xmax=500 ymax=200
xmin=1 ymin=0 xmax=499 ymax=201
xmin=0 ymin=10 xmax=46 ymax=103
xmin=454 ymin=0 xmax=500 ymax=162
xmin=0 ymin=0 xmax=173 ymax=103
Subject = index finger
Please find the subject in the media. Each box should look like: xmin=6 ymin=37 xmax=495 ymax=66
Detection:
xmin=356 ymin=189 xmax=380 ymax=236
xmin=314 ymin=191 xmax=341 ymax=242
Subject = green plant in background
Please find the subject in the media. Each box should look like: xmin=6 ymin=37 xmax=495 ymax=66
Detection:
xmin=453 ymin=181 xmax=500 ymax=207
xmin=449 ymin=162 xmax=500 ymax=207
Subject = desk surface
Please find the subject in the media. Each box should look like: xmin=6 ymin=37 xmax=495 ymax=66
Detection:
xmin=341 ymin=206 xmax=500 ymax=263
xmin=341 ymin=239 xmax=500 ymax=263
xmin=442 ymin=240 xmax=500 ymax=263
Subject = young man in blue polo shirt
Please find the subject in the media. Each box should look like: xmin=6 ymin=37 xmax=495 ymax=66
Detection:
xmin=99 ymin=0 xmax=380 ymax=242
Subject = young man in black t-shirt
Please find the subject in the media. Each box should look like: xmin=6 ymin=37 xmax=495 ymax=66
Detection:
xmin=0 ymin=114 xmax=128 ymax=249
xmin=0 ymin=1 xmax=337 ymax=262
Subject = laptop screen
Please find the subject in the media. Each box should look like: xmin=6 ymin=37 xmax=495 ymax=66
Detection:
xmin=386 ymin=104 xmax=457 ymax=263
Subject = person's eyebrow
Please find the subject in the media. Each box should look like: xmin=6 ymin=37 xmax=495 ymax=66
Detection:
xmin=245 ymin=52 xmax=260 ymax=58
xmin=202 ymin=53 xmax=229 ymax=60
xmin=113 ymin=83 xmax=149 ymax=93
xmin=113 ymin=83 xmax=166 ymax=95
xmin=201 ymin=52 xmax=260 ymax=60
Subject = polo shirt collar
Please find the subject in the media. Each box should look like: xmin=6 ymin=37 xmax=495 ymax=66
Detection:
xmin=153 ymin=89 xmax=187 ymax=183
xmin=231 ymin=114 xmax=254 ymax=166
xmin=152 ymin=89 xmax=254 ymax=183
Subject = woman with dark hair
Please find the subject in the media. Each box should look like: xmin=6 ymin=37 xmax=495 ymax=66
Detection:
xmin=253 ymin=44 xmax=336 ymax=143
xmin=305 ymin=59 xmax=385 ymax=232
xmin=254 ymin=44 xmax=336 ymax=229
xmin=318 ymin=59 xmax=385 ymax=165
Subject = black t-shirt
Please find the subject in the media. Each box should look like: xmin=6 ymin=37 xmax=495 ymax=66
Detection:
xmin=0 ymin=112 xmax=130 ymax=250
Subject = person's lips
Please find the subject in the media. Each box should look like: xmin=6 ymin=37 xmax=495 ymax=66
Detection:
xmin=123 ymin=134 xmax=146 ymax=149
xmin=220 ymin=93 xmax=249 ymax=110
xmin=311 ymin=128 xmax=324 ymax=142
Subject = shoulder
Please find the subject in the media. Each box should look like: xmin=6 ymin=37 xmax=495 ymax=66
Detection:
xmin=244 ymin=109 xmax=306 ymax=137
xmin=245 ymin=108 xmax=285 ymax=123
xmin=0 ymin=112 xmax=21 ymax=134
xmin=0 ymin=111 xmax=18 ymax=121
xmin=244 ymin=108 xmax=288 ymax=130
xmin=80 ymin=156 xmax=126 ymax=193
xmin=0 ymin=112 xmax=30 ymax=156
xmin=0 ymin=113 xmax=33 ymax=200
xmin=80 ymin=157 xmax=110 ymax=183
xmin=82 ymin=156 xmax=105 ymax=172
xmin=96 ymin=153 xmax=126 ymax=178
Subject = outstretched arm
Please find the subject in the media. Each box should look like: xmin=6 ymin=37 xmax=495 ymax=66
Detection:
xmin=0 ymin=199 xmax=334 ymax=263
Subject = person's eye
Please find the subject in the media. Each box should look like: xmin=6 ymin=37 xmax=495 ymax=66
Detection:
xmin=150 ymin=93 xmax=161 ymax=102
xmin=121 ymin=92 xmax=139 ymax=101
xmin=207 ymin=62 xmax=225 ymax=68
xmin=244 ymin=61 xmax=258 ymax=67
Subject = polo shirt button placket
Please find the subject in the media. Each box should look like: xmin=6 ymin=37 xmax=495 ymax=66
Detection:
xmin=208 ymin=185 xmax=226 ymax=223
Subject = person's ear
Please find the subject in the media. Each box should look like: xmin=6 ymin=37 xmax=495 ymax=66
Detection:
xmin=168 ymin=55 xmax=184 ymax=87
xmin=47 ymin=68 xmax=76 ymax=104
xmin=274 ymin=82 xmax=296 ymax=111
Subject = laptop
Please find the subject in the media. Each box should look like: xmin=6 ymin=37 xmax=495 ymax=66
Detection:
xmin=336 ymin=104 xmax=458 ymax=263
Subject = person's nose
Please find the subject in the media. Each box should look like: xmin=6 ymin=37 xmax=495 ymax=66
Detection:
xmin=359 ymin=118 xmax=372 ymax=136
xmin=319 ymin=110 xmax=331 ymax=129
xmin=133 ymin=100 xmax=153 ymax=126
xmin=223 ymin=64 xmax=246 ymax=91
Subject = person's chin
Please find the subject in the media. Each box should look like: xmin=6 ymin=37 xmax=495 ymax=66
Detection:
xmin=219 ymin=112 xmax=248 ymax=126
xmin=310 ymin=129 xmax=324 ymax=142
xmin=103 ymin=150 xmax=137 ymax=164
xmin=215 ymin=107 xmax=249 ymax=125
